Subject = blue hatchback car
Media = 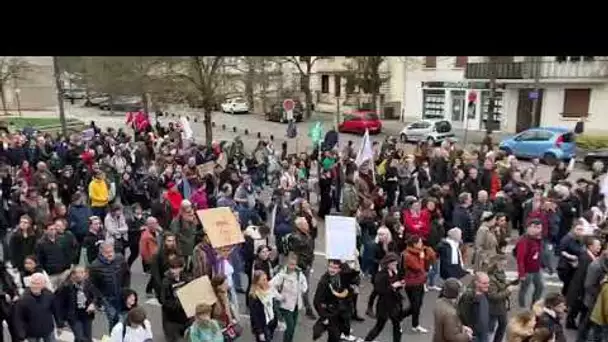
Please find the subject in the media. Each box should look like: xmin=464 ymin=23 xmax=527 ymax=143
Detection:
xmin=499 ymin=127 xmax=576 ymax=164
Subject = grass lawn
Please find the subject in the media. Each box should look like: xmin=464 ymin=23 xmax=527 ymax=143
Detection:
xmin=4 ymin=117 xmax=80 ymax=130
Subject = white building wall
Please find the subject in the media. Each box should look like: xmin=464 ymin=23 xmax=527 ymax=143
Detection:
xmin=502 ymin=83 xmax=608 ymax=134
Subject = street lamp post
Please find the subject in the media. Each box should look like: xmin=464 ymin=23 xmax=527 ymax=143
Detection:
xmin=15 ymin=88 xmax=21 ymax=117
xmin=52 ymin=56 xmax=68 ymax=137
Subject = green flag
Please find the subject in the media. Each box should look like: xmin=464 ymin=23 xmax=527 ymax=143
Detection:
xmin=308 ymin=121 xmax=323 ymax=146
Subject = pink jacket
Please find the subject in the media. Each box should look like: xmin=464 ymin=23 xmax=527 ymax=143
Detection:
xmin=190 ymin=189 xmax=208 ymax=210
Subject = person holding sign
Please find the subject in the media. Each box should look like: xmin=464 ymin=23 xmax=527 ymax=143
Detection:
xmin=160 ymin=256 xmax=192 ymax=342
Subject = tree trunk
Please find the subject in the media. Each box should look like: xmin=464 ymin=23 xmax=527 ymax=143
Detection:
xmin=142 ymin=92 xmax=149 ymax=114
xmin=53 ymin=56 xmax=68 ymax=137
xmin=371 ymin=91 xmax=378 ymax=112
xmin=0 ymin=85 xmax=7 ymax=115
xmin=204 ymin=107 xmax=213 ymax=146
xmin=245 ymin=60 xmax=255 ymax=111
xmin=304 ymin=86 xmax=313 ymax=119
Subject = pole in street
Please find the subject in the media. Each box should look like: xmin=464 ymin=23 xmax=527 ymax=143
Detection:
xmin=52 ymin=56 xmax=68 ymax=137
xmin=530 ymin=56 xmax=542 ymax=127
xmin=486 ymin=56 xmax=498 ymax=134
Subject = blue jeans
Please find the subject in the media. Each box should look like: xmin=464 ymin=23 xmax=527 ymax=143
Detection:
xmin=27 ymin=333 xmax=56 ymax=342
xmin=518 ymin=272 xmax=544 ymax=308
xmin=541 ymin=240 xmax=554 ymax=272
xmin=69 ymin=317 xmax=93 ymax=342
xmin=361 ymin=232 xmax=375 ymax=275
xmin=91 ymin=206 xmax=107 ymax=222
xmin=229 ymin=246 xmax=245 ymax=292
xmin=101 ymin=297 xmax=121 ymax=333
xmin=427 ymin=260 xmax=440 ymax=287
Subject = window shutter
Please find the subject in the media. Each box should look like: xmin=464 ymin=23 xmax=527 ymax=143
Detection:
xmin=425 ymin=56 xmax=437 ymax=68
xmin=563 ymin=89 xmax=591 ymax=118
xmin=455 ymin=56 xmax=468 ymax=68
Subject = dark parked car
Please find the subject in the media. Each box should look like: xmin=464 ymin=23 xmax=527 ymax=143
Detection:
xmin=583 ymin=148 xmax=608 ymax=171
xmin=265 ymin=100 xmax=304 ymax=123
xmin=84 ymin=93 xmax=110 ymax=107
xmin=99 ymin=96 xmax=142 ymax=112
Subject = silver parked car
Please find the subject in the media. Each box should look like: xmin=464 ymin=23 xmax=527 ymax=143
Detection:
xmin=399 ymin=119 xmax=455 ymax=144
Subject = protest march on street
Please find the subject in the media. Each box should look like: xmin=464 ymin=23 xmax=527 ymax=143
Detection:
xmin=0 ymin=106 xmax=607 ymax=342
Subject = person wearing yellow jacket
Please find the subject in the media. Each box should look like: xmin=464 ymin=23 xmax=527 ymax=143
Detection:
xmin=89 ymin=171 xmax=110 ymax=220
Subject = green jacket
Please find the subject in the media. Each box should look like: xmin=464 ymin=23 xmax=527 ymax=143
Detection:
xmin=591 ymin=281 xmax=608 ymax=326
xmin=170 ymin=217 xmax=201 ymax=257
xmin=341 ymin=181 xmax=359 ymax=217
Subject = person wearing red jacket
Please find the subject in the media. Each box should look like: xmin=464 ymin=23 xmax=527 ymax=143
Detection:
xmin=515 ymin=219 xmax=544 ymax=309
xmin=401 ymin=235 xmax=435 ymax=333
xmin=525 ymin=200 xmax=550 ymax=239
xmin=402 ymin=200 xmax=430 ymax=240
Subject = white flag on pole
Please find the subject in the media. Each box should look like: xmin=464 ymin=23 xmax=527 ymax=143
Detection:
xmin=355 ymin=129 xmax=374 ymax=167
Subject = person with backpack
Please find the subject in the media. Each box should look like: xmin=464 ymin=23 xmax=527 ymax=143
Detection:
xmin=285 ymin=216 xmax=315 ymax=319
xmin=270 ymin=252 xmax=308 ymax=342
xmin=109 ymin=306 xmax=153 ymax=342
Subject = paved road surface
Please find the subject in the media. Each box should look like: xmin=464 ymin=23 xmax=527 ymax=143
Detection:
xmin=3 ymin=104 xmax=588 ymax=341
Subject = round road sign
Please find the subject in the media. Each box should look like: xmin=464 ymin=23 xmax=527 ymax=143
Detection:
xmin=283 ymin=99 xmax=295 ymax=112
xmin=468 ymin=91 xmax=478 ymax=103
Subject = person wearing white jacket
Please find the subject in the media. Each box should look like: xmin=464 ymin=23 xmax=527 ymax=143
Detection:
xmin=109 ymin=307 xmax=153 ymax=342
xmin=270 ymin=253 xmax=308 ymax=342
xmin=104 ymin=203 xmax=129 ymax=253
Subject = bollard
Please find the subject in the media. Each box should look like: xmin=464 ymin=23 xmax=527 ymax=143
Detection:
xmin=186 ymin=116 xmax=190 ymax=121
xmin=257 ymin=132 xmax=261 ymax=139
xmin=270 ymin=134 xmax=274 ymax=141
xmin=222 ymin=124 xmax=226 ymax=130
xmin=233 ymin=126 xmax=237 ymax=133
xmin=244 ymin=129 xmax=249 ymax=135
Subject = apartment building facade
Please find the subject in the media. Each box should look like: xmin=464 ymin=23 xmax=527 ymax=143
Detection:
xmin=402 ymin=56 xmax=508 ymax=131
xmin=465 ymin=56 xmax=608 ymax=134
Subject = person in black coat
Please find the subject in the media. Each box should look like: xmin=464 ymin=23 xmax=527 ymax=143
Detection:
xmin=245 ymin=245 xmax=275 ymax=307
xmin=0 ymin=263 xmax=18 ymax=342
xmin=363 ymin=253 xmax=405 ymax=342
xmin=56 ymin=266 xmax=99 ymax=342
xmin=437 ymin=228 xmax=469 ymax=280
xmin=464 ymin=167 xmax=482 ymax=201
xmin=14 ymin=273 xmax=61 ymax=342
xmin=451 ymin=193 xmax=474 ymax=244
xmin=565 ymin=236 xmax=601 ymax=330
xmin=312 ymin=259 xmax=350 ymax=342
xmin=318 ymin=169 xmax=333 ymax=218
xmin=366 ymin=227 xmax=397 ymax=317
xmin=160 ymin=257 xmax=191 ymax=342
xmin=556 ymin=224 xmax=585 ymax=297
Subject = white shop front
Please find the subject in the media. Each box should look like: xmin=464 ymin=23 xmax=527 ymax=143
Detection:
xmin=421 ymin=81 xmax=506 ymax=131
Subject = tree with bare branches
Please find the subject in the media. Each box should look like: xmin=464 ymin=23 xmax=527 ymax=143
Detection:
xmin=283 ymin=56 xmax=324 ymax=119
xmin=343 ymin=56 xmax=389 ymax=111
xmin=169 ymin=56 xmax=226 ymax=145
xmin=0 ymin=57 xmax=32 ymax=115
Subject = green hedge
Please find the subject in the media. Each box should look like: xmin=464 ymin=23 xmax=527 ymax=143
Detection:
xmin=576 ymin=135 xmax=608 ymax=149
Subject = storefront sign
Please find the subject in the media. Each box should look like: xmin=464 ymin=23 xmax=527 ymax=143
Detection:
xmin=528 ymin=90 xmax=539 ymax=100
xmin=422 ymin=81 xmax=506 ymax=90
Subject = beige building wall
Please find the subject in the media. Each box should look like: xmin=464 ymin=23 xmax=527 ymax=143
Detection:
xmin=3 ymin=56 xmax=58 ymax=111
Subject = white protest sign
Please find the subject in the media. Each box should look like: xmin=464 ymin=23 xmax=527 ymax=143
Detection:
xmin=325 ymin=215 xmax=357 ymax=261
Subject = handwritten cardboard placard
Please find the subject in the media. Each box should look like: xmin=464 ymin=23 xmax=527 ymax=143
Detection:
xmin=176 ymin=275 xmax=217 ymax=317
xmin=197 ymin=161 xmax=215 ymax=176
xmin=197 ymin=207 xmax=244 ymax=248
xmin=325 ymin=215 xmax=357 ymax=261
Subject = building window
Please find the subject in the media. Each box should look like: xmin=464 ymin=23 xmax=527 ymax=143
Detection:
xmin=556 ymin=56 xmax=594 ymax=63
xmin=422 ymin=89 xmax=445 ymax=119
xmin=321 ymin=75 xmax=330 ymax=94
xmin=425 ymin=56 xmax=437 ymax=68
xmin=345 ymin=75 xmax=355 ymax=94
xmin=455 ymin=56 xmax=468 ymax=68
xmin=334 ymin=76 xmax=341 ymax=97
xmin=562 ymin=88 xmax=591 ymax=118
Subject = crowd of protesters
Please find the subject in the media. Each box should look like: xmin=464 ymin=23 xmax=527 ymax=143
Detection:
xmin=0 ymin=109 xmax=606 ymax=342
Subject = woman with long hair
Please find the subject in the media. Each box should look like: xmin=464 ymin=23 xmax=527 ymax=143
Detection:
xmin=506 ymin=310 xmax=537 ymax=342
xmin=246 ymin=245 xmax=275 ymax=307
xmin=363 ymin=253 xmax=405 ymax=342
xmin=270 ymin=253 xmax=308 ymax=342
xmin=186 ymin=304 xmax=223 ymax=342
xmin=55 ymin=266 xmax=98 ymax=342
xmin=402 ymin=235 xmax=435 ymax=333
xmin=8 ymin=215 xmax=38 ymax=272
xmin=248 ymin=270 xmax=279 ymax=342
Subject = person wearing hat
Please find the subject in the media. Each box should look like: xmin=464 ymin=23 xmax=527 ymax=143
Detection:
xmin=473 ymin=211 xmax=498 ymax=272
xmin=432 ymin=278 xmax=473 ymax=342
xmin=363 ymin=253 xmax=406 ymax=342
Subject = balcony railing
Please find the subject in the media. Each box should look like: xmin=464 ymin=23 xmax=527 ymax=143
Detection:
xmin=465 ymin=60 xmax=608 ymax=80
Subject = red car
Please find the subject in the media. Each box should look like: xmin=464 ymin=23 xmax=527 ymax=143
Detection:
xmin=338 ymin=110 xmax=382 ymax=135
